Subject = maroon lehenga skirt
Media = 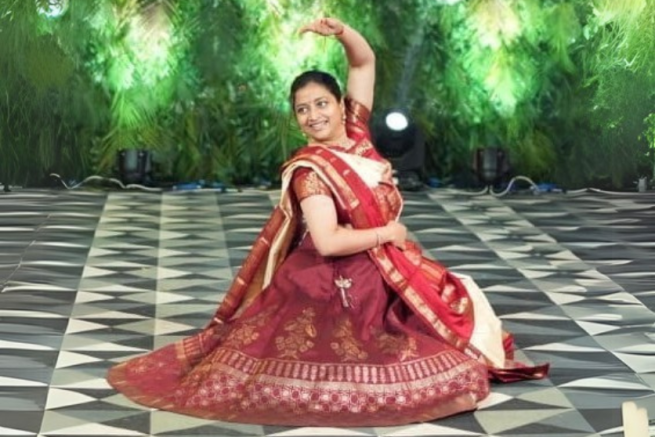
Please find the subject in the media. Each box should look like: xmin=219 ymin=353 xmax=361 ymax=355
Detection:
xmin=107 ymin=236 xmax=490 ymax=426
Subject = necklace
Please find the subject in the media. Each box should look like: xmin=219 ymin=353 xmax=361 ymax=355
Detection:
xmin=320 ymin=136 xmax=355 ymax=151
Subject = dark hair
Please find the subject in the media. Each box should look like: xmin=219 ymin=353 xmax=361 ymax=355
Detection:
xmin=289 ymin=70 xmax=342 ymax=108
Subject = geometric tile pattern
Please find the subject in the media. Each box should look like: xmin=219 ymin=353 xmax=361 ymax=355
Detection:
xmin=1 ymin=188 xmax=654 ymax=436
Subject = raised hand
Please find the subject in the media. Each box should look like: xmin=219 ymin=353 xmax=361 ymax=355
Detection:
xmin=298 ymin=17 xmax=345 ymax=37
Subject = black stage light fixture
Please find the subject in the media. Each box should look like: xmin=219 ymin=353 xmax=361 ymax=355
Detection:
xmin=472 ymin=147 xmax=510 ymax=186
xmin=117 ymin=149 xmax=152 ymax=185
xmin=372 ymin=110 xmax=425 ymax=191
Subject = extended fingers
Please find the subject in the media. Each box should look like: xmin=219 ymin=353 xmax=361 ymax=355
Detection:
xmin=298 ymin=18 xmax=322 ymax=33
xmin=298 ymin=20 xmax=320 ymax=34
xmin=299 ymin=18 xmax=341 ymax=36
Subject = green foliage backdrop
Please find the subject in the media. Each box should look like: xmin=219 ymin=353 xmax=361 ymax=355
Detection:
xmin=1 ymin=0 xmax=654 ymax=189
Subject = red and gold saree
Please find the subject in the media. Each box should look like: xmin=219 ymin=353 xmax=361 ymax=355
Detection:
xmin=106 ymin=98 xmax=547 ymax=426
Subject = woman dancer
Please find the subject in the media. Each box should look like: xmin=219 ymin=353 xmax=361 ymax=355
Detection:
xmin=107 ymin=17 xmax=547 ymax=427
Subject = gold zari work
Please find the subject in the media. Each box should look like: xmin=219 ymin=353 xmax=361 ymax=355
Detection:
xmin=275 ymin=308 xmax=318 ymax=359
xmin=222 ymin=305 xmax=278 ymax=349
xmin=375 ymin=331 xmax=419 ymax=362
xmin=330 ymin=317 xmax=369 ymax=362
xmin=293 ymin=170 xmax=332 ymax=202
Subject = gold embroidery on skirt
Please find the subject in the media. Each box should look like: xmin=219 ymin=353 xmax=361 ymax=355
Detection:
xmin=222 ymin=305 xmax=278 ymax=349
xmin=128 ymin=355 xmax=169 ymax=375
xmin=331 ymin=317 xmax=368 ymax=362
xmin=178 ymin=348 xmax=489 ymax=416
xmin=275 ymin=308 xmax=317 ymax=359
xmin=375 ymin=331 xmax=419 ymax=362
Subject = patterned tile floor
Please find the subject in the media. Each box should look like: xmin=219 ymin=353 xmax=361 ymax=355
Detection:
xmin=1 ymin=187 xmax=654 ymax=437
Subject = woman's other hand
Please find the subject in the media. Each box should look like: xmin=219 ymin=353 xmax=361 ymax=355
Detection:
xmin=384 ymin=221 xmax=407 ymax=250
xmin=299 ymin=17 xmax=345 ymax=37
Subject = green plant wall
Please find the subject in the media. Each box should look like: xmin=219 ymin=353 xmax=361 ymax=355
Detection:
xmin=0 ymin=0 xmax=653 ymax=189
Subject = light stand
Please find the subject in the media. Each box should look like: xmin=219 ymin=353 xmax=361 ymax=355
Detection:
xmin=472 ymin=147 xmax=511 ymax=188
xmin=373 ymin=110 xmax=426 ymax=191
xmin=117 ymin=149 xmax=152 ymax=185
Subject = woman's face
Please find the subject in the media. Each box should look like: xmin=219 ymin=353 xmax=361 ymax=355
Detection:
xmin=293 ymin=82 xmax=345 ymax=144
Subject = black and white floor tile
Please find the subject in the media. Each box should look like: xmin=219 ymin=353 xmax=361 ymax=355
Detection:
xmin=1 ymin=187 xmax=654 ymax=436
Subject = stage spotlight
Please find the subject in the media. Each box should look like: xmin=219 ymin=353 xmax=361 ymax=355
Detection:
xmin=472 ymin=147 xmax=511 ymax=186
xmin=373 ymin=109 xmax=425 ymax=191
xmin=117 ymin=149 xmax=152 ymax=185
xmin=385 ymin=111 xmax=409 ymax=132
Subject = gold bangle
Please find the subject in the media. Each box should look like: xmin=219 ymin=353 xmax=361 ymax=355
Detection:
xmin=374 ymin=229 xmax=382 ymax=247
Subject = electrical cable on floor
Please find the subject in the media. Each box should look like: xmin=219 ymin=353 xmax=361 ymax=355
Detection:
xmin=25 ymin=173 xmax=655 ymax=196
xmin=435 ymin=176 xmax=652 ymax=197
xmin=439 ymin=175 xmax=541 ymax=197
xmin=545 ymin=187 xmax=652 ymax=195
xmin=488 ymin=175 xmax=540 ymax=197
xmin=47 ymin=173 xmax=274 ymax=193
xmin=583 ymin=187 xmax=650 ymax=195
xmin=49 ymin=173 xmax=162 ymax=192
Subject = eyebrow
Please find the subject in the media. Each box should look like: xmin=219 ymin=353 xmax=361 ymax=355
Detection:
xmin=295 ymin=96 xmax=329 ymax=108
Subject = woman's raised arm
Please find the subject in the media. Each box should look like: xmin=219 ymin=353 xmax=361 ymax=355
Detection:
xmin=299 ymin=17 xmax=376 ymax=110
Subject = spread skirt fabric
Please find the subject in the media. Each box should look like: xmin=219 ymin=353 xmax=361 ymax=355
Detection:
xmin=107 ymin=236 xmax=491 ymax=426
